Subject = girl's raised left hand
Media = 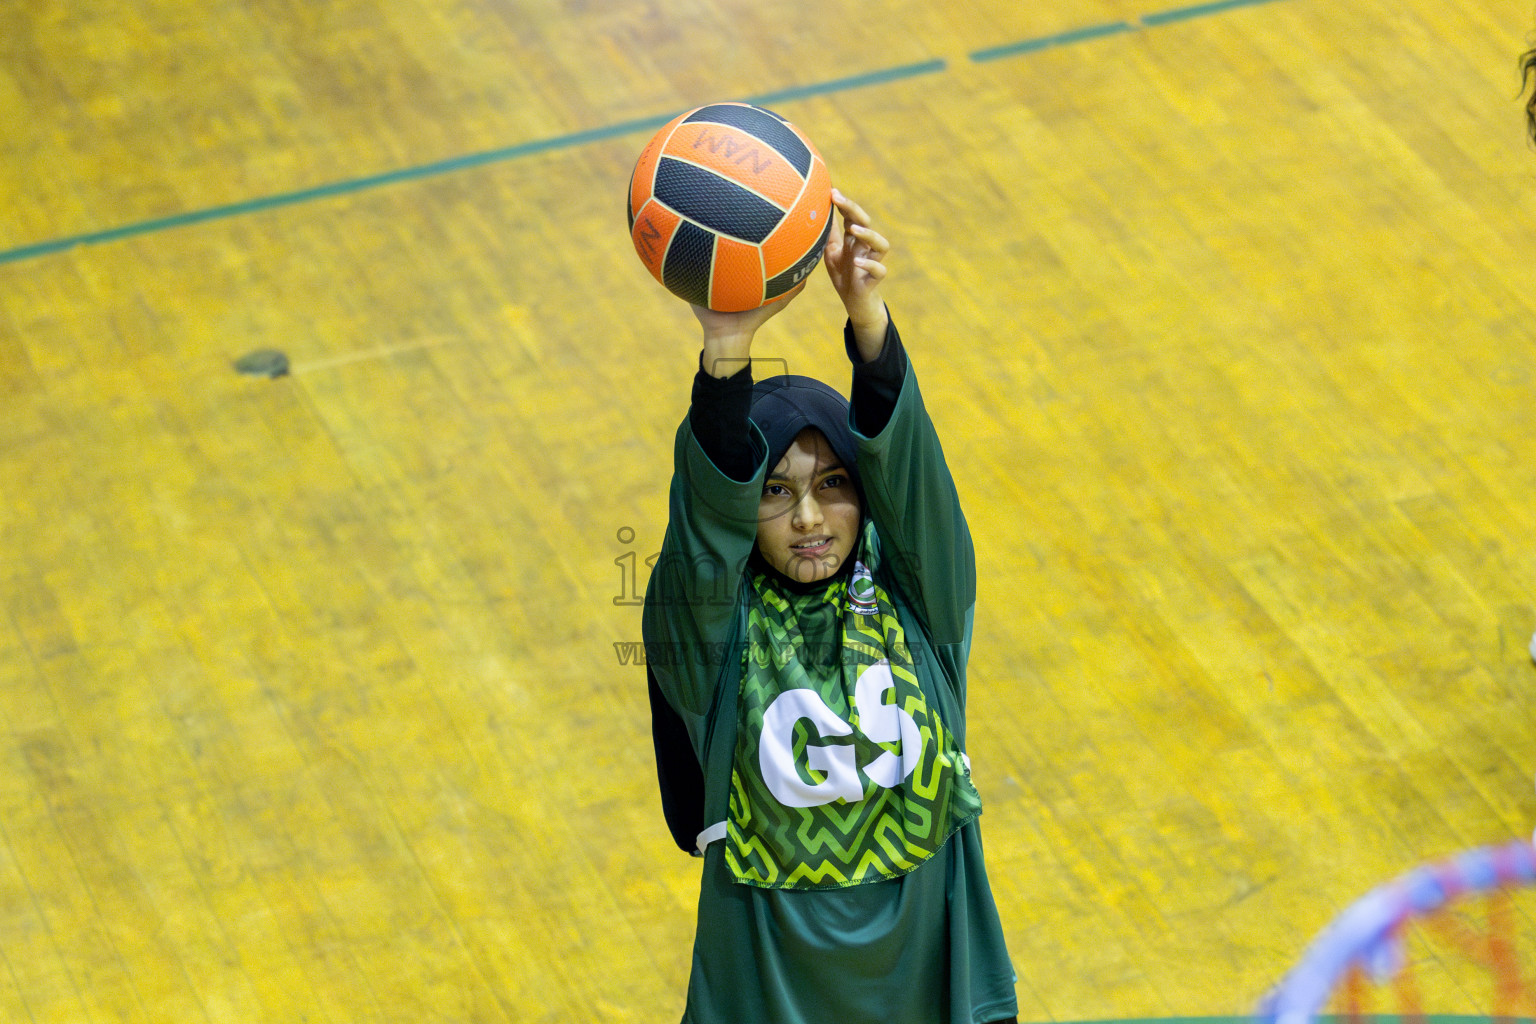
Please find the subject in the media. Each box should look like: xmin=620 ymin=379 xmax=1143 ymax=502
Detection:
xmin=822 ymin=188 xmax=890 ymax=357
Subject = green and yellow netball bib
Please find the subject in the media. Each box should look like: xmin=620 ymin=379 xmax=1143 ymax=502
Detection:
xmin=726 ymin=530 xmax=982 ymax=890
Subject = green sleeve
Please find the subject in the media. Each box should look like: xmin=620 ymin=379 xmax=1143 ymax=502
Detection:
xmin=642 ymin=414 xmax=766 ymax=732
xmin=852 ymin=366 xmax=976 ymax=646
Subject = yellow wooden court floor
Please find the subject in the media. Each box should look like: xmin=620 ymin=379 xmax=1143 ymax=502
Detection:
xmin=2 ymin=0 xmax=1535 ymax=1020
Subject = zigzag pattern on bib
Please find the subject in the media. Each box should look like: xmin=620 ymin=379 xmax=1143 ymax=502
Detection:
xmin=727 ymin=553 xmax=981 ymax=891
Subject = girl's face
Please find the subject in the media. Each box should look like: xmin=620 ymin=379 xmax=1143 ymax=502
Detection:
xmin=755 ymin=428 xmax=861 ymax=583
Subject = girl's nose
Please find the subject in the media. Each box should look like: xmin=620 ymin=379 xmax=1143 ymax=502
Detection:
xmin=791 ymin=494 xmax=823 ymax=530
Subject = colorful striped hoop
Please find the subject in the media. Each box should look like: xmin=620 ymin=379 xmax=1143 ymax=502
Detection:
xmin=1259 ymin=840 xmax=1536 ymax=1024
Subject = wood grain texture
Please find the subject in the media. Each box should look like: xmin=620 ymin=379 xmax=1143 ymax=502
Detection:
xmin=1 ymin=0 xmax=1534 ymax=1020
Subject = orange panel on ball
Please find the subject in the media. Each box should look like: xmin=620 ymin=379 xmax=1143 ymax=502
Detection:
xmin=709 ymin=236 xmax=765 ymax=312
xmin=631 ymin=200 xmax=681 ymax=284
xmin=761 ymin=155 xmax=831 ymax=278
xmin=629 ymin=110 xmax=689 ymax=221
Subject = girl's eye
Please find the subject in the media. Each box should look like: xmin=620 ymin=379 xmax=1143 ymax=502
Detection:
xmin=820 ymin=475 xmax=846 ymax=489
xmin=763 ymin=484 xmax=788 ymax=497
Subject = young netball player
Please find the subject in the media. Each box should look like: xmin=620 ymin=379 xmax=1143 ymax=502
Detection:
xmin=642 ymin=189 xmax=1020 ymax=1024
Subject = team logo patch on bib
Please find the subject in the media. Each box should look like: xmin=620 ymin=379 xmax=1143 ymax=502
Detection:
xmin=848 ymin=562 xmax=879 ymax=616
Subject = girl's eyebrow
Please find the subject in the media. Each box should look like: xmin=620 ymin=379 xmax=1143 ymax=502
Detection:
xmin=765 ymin=463 xmax=847 ymax=484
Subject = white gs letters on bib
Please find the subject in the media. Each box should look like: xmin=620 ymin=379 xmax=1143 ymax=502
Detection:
xmin=759 ymin=660 xmax=923 ymax=808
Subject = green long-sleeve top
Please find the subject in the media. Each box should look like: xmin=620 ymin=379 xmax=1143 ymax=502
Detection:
xmin=643 ymin=320 xmax=1017 ymax=1024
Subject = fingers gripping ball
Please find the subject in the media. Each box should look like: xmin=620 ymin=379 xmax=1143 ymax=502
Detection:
xmin=628 ymin=103 xmax=833 ymax=312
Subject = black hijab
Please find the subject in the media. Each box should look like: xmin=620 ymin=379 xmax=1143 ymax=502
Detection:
xmin=748 ymin=374 xmax=861 ymax=497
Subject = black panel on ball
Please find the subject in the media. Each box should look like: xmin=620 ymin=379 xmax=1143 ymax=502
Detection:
xmin=683 ymin=104 xmax=812 ymax=177
xmin=654 ymin=158 xmax=783 ymax=245
xmin=663 ymin=220 xmax=715 ymax=307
